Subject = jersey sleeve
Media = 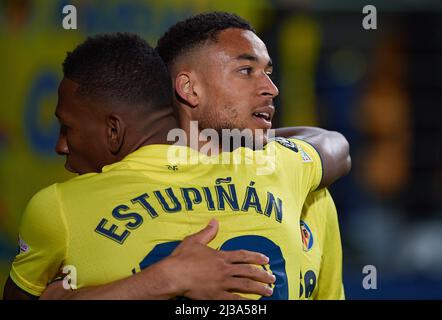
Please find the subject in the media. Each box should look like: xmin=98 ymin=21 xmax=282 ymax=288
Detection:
xmin=282 ymin=138 xmax=323 ymax=194
xmin=9 ymin=184 xmax=68 ymax=297
xmin=315 ymin=189 xmax=345 ymax=300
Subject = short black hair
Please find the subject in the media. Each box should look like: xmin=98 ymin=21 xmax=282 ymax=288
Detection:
xmin=63 ymin=32 xmax=172 ymax=111
xmin=156 ymin=12 xmax=255 ymax=67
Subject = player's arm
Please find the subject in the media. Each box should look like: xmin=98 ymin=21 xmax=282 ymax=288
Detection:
xmin=274 ymin=126 xmax=351 ymax=188
xmin=3 ymin=277 xmax=38 ymax=300
xmin=4 ymin=184 xmax=67 ymax=299
xmin=315 ymin=190 xmax=345 ymax=300
xmin=40 ymin=220 xmax=275 ymax=300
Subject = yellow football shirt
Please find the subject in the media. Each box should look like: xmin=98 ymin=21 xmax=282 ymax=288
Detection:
xmin=10 ymin=138 xmax=322 ymax=299
xmin=298 ymin=188 xmax=345 ymax=300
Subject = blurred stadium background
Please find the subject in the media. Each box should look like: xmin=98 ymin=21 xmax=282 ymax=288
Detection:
xmin=1 ymin=0 xmax=441 ymax=299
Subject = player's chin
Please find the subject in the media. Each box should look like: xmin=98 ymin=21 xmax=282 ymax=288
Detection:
xmin=64 ymin=161 xmax=78 ymax=174
xmin=246 ymin=124 xmax=267 ymax=135
xmin=255 ymin=131 xmax=270 ymax=147
xmin=245 ymin=126 xmax=269 ymax=148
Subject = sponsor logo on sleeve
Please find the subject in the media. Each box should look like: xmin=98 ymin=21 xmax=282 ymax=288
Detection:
xmin=18 ymin=235 xmax=30 ymax=254
xmin=299 ymin=146 xmax=313 ymax=163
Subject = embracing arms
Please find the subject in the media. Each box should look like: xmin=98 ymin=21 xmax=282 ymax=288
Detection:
xmin=275 ymin=126 xmax=351 ymax=188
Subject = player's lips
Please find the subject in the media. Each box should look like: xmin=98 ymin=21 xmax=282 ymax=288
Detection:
xmin=252 ymin=105 xmax=274 ymax=129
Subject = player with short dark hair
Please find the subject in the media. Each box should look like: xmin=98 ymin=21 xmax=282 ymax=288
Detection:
xmin=156 ymin=11 xmax=346 ymax=299
xmin=5 ymin=14 xmax=349 ymax=300
xmin=63 ymin=32 xmax=173 ymax=110
xmin=4 ymin=33 xmax=275 ymax=300
xmin=56 ymin=32 xmax=175 ymax=175
xmin=156 ymin=11 xmax=255 ymax=67
xmin=156 ymin=11 xmax=349 ymax=188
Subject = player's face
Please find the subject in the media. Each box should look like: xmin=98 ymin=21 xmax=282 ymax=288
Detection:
xmin=55 ymin=78 xmax=110 ymax=175
xmin=195 ymin=28 xmax=279 ymax=135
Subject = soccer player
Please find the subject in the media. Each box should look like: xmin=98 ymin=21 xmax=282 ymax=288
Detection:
xmin=5 ymin=19 xmax=349 ymax=300
xmin=43 ymin=10 xmax=347 ymax=299
xmin=299 ymin=189 xmax=345 ymax=299
xmin=3 ymin=34 xmax=276 ymax=301
xmin=155 ymin=12 xmax=346 ymax=300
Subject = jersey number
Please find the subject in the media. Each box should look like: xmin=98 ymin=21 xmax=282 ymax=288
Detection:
xmin=138 ymin=235 xmax=288 ymax=299
xmin=299 ymin=270 xmax=317 ymax=299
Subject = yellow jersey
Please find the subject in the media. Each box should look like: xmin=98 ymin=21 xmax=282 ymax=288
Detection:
xmin=299 ymin=188 xmax=345 ymax=300
xmin=10 ymin=138 xmax=322 ymax=299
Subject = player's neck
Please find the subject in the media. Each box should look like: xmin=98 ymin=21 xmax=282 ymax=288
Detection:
xmin=178 ymin=117 xmax=222 ymax=155
xmin=135 ymin=111 xmax=179 ymax=149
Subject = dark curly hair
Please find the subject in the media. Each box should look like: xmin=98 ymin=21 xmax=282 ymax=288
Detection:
xmin=63 ymin=32 xmax=172 ymax=111
xmin=156 ymin=12 xmax=255 ymax=67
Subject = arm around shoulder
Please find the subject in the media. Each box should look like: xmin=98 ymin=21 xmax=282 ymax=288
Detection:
xmin=275 ymin=126 xmax=351 ymax=188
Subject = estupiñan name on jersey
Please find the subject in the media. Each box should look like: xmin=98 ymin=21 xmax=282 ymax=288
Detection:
xmin=94 ymin=177 xmax=284 ymax=244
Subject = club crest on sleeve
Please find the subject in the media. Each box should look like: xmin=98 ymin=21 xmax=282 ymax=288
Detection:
xmin=275 ymin=137 xmax=298 ymax=153
xmin=300 ymin=221 xmax=314 ymax=251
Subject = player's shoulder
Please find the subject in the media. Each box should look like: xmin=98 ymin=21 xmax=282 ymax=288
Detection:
xmin=267 ymin=137 xmax=300 ymax=164
xmin=306 ymin=187 xmax=327 ymax=202
xmin=269 ymin=137 xmax=320 ymax=164
xmin=301 ymin=189 xmax=335 ymax=241
xmin=270 ymin=137 xmax=315 ymax=163
xmin=21 ymin=183 xmax=63 ymax=226
xmin=56 ymin=171 xmax=104 ymax=193
xmin=56 ymin=169 xmax=132 ymax=204
xmin=27 ymin=183 xmax=59 ymax=207
xmin=304 ymin=188 xmax=335 ymax=211
xmin=57 ymin=171 xmax=99 ymax=185
xmin=272 ymin=137 xmax=299 ymax=153
xmin=26 ymin=173 xmax=99 ymax=210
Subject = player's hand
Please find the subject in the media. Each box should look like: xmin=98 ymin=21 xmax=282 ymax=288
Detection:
xmin=164 ymin=219 xmax=275 ymax=300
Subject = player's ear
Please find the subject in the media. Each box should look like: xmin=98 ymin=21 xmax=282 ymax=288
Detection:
xmin=106 ymin=113 xmax=126 ymax=155
xmin=174 ymin=71 xmax=199 ymax=108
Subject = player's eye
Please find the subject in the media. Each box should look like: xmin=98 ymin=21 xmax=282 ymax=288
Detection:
xmin=265 ymin=68 xmax=274 ymax=78
xmin=239 ymin=67 xmax=253 ymax=75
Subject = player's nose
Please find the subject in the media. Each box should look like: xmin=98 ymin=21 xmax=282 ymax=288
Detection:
xmin=259 ymin=73 xmax=279 ymax=98
xmin=55 ymin=133 xmax=69 ymax=155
